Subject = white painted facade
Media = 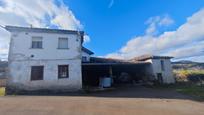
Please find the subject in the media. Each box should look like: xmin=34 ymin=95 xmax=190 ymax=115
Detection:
xmin=7 ymin=27 xmax=83 ymax=92
xmin=145 ymin=59 xmax=175 ymax=84
xmin=82 ymin=51 xmax=91 ymax=62
xmin=5 ymin=26 xmax=175 ymax=94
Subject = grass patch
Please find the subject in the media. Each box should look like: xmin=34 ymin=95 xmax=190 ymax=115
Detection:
xmin=172 ymin=69 xmax=204 ymax=100
xmin=150 ymin=83 xmax=204 ymax=101
xmin=176 ymin=85 xmax=204 ymax=100
xmin=0 ymin=87 xmax=5 ymax=96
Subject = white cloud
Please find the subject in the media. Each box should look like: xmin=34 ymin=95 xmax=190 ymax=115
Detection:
xmin=159 ymin=15 xmax=174 ymax=26
xmin=145 ymin=15 xmax=174 ymax=35
xmin=0 ymin=0 xmax=84 ymax=60
xmin=106 ymin=9 xmax=204 ymax=61
xmin=180 ymin=55 xmax=204 ymax=63
xmin=0 ymin=27 xmax=10 ymax=60
xmin=83 ymin=35 xmax=91 ymax=43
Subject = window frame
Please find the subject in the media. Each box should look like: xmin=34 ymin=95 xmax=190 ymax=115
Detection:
xmin=31 ymin=36 xmax=43 ymax=49
xmin=58 ymin=65 xmax=69 ymax=79
xmin=58 ymin=37 xmax=69 ymax=49
xmin=31 ymin=66 xmax=44 ymax=81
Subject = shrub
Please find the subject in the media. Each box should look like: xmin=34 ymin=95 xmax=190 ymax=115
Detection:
xmin=174 ymin=69 xmax=204 ymax=83
xmin=0 ymin=87 xmax=5 ymax=96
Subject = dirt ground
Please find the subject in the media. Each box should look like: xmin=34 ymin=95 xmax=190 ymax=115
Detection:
xmin=0 ymin=86 xmax=204 ymax=115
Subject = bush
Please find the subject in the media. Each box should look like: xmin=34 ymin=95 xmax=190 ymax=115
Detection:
xmin=174 ymin=69 xmax=204 ymax=83
xmin=0 ymin=87 xmax=5 ymax=96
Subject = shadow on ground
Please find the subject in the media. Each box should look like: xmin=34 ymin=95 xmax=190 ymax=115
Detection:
xmin=15 ymin=85 xmax=195 ymax=101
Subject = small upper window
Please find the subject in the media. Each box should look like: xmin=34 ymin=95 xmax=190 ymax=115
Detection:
xmin=161 ymin=60 xmax=165 ymax=71
xmin=82 ymin=56 xmax=87 ymax=62
xmin=31 ymin=37 xmax=43 ymax=49
xmin=58 ymin=38 xmax=68 ymax=49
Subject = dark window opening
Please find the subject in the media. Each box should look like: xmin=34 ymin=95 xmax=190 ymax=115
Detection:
xmin=157 ymin=73 xmax=163 ymax=84
xmin=161 ymin=60 xmax=165 ymax=71
xmin=31 ymin=66 xmax=44 ymax=80
xmin=58 ymin=65 xmax=69 ymax=79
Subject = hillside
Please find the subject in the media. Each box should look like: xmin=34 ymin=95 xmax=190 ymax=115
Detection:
xmin=172 ymin=60 xmax=204 ymax=70
xmin=0 ymin=61 xmax=8 ymax=79
xmin=0 ymin=61 xmax=7 ymax=70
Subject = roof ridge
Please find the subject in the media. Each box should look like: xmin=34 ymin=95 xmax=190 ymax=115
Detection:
xmin=5 ymin=25 xmax=84 ymax=34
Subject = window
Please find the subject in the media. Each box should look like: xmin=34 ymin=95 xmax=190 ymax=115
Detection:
xmin=31 ymin=66 xmax=44 ymax=80
xmin=82 ymin=56 xmax=87 ymax=62
xmin=58 ymin=38 xmax=68 ymax=49
xmin=58 ymin=65 xmax=69 ymax=78
xmin=31 ymin=37 xmax=43 ymax=49
xmin=161 ymin=60 xmax=165 ymax=71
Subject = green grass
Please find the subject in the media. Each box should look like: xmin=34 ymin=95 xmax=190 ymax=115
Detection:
xmin=172 ymin=69 xmax=204 ymax=100
xmin=150 ymin=84 xmax=204 ymax=101
xmin=176 ymin=85 xmax=204 ymax=100
xmin=0 ymin=87 xmax=5 ymax=96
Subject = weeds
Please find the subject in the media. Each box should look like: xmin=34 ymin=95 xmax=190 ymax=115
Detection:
xmin=0 ymin=87 xmax=5 ymax=96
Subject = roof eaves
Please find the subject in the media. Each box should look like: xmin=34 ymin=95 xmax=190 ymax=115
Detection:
xmin=82 ymin=47 xmax=94 ymax=55
xmin=5 ymin=26 xmax=84 ymax=35
xmin=131 ymin=55 xmax=173 ymax=61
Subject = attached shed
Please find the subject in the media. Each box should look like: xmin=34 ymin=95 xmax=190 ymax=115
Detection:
xmin=131 ymin=55 xmax=175 ymax=84
xmin=82 ymin=57 xmax=152 ymax=87
xmin=82 ymin=55 xmax=175 ymax=87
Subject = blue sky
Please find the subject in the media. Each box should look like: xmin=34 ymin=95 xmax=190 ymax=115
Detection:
xmin=64 ymin=0 xmax=204 ymax=56
xmin=0 ymin=0 xmax=204 ymax=62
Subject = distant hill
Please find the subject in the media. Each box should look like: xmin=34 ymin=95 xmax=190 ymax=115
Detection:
xmin=0 ymin=61 xmax=8 ymax=67
xmin=172 ymin=60 xmax=204 ymax=70
xmin=0 ymin=61 xmax=8 ymax=79
xmin=0 ymin=61 xmax=8 ymax=70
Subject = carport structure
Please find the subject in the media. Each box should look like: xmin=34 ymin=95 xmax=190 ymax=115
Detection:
xmin=82 ymin=57 xmax=152 ymax=87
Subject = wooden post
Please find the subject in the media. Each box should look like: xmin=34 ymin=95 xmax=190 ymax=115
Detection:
xmin=109 ymin=66 xmax=113 ymax=85
xmin=109 ymin=66 xmax=113 ymax=77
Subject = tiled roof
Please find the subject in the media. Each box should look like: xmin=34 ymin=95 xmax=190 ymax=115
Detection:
xmin=131 ymin=55 xmax=173 ymax=61
xmin=89 ymin=57 xmax=149 ymax=64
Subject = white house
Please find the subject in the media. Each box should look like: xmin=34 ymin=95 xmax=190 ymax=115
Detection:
xmin=5 ymin=26 xmax=175 ymax=94
xmin=5 ymin=26 xmax=85 ymax=93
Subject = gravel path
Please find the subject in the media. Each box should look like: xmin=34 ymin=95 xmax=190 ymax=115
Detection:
xmin=0 ymin=86 xmax=203 ymax=115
